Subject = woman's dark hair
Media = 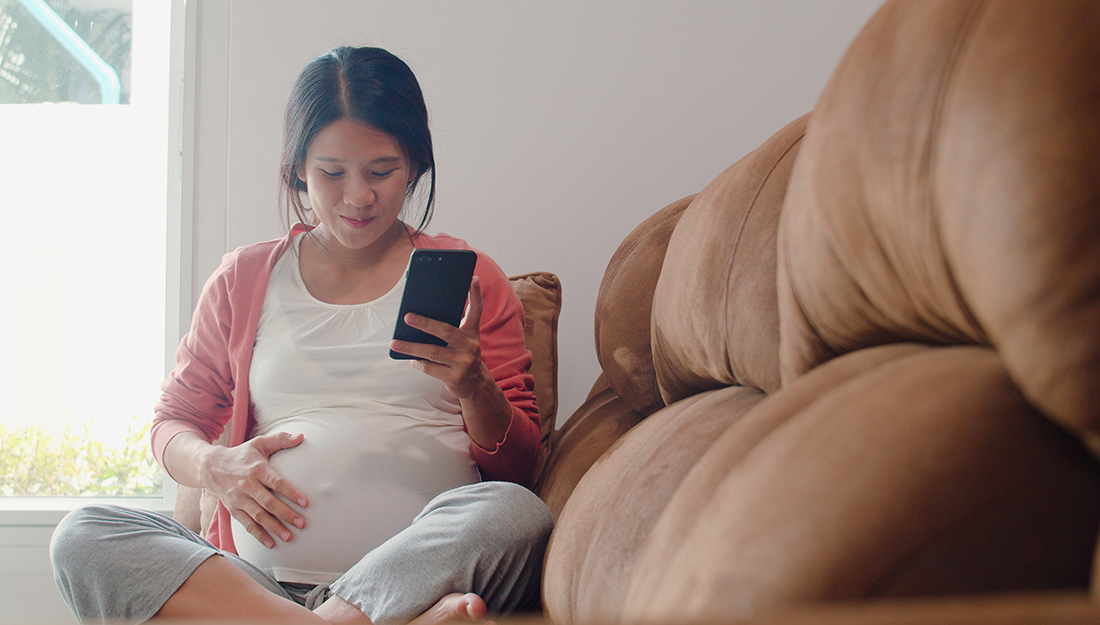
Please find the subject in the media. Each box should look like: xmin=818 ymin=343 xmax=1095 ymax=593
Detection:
xmin=280 ymin=46 xmax=436 ymax=233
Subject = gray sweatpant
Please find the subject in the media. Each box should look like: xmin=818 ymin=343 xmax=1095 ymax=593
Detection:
xmin=50 ymin=481 xmax=552 ymax=624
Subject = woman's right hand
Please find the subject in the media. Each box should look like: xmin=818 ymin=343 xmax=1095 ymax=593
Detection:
xmin=195 ymin=432 xmax=310 ymax=549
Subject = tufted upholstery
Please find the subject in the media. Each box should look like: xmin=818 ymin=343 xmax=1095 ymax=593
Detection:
xmin=537 ymin=0 xmax=1100 ymax=622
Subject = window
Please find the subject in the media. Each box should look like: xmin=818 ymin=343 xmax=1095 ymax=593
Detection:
xmin=0 ymin=0 xmax=172 ymax=499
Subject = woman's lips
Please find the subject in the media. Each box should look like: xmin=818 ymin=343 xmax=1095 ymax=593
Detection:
xmin=341 ymin=216 xmax=373 ymax=229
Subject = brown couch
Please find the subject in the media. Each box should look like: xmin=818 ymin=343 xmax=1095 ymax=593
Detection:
xmin=533 ymin=0 xmax=1100 ymax=622
xmin=177 ymin=0 xmax=1100 ymax=622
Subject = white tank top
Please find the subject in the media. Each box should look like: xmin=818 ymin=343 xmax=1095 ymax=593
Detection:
xmin=232 ymin=234 xmax=481 ymax=584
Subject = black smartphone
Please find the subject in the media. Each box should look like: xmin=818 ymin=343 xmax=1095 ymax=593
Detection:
xmin=389 ymin=249 xmax=478 ymax=360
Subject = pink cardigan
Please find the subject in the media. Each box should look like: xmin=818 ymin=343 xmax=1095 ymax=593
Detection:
xmin=153 ymin=224 xmax=540 ymax=551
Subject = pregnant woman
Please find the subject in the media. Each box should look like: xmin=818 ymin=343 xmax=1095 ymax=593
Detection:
xmin=50 ymin=45 xmax=552 ymax=625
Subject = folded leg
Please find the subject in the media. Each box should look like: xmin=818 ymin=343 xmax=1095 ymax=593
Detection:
xmin=328 ymin=481 xmax=553 ymax=625
xmin=49 ymin=504 xmax=304 ymax=623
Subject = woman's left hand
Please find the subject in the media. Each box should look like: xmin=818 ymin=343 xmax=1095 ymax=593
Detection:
xmin=390 ymin=276 xmax=512 ymax=449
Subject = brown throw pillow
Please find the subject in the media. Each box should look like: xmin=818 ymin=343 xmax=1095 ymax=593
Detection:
xmin=509 ymin=272 xmax=562 ymax=476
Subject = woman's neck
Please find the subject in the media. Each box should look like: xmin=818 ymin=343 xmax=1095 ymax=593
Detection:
xmin=298 ymin=220 xmax=415 ymax=305
xmin=309 ymin=219 xmax=412 ymax=270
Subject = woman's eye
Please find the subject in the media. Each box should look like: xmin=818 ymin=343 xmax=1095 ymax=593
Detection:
xmin=372 ymin=169 xmax=398 ymax=179
xmin=320 ymin=170 xmax=343 ymax=179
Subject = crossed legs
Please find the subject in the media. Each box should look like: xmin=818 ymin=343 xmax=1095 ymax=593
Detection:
xmin=51 ymin=482 xmax=552 ymax=625
xmin=156 ymin=554 xmax=487 ymax=625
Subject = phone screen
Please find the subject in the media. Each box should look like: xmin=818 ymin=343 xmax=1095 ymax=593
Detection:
xmin=389 ymin=249 xmax=478 ymax=360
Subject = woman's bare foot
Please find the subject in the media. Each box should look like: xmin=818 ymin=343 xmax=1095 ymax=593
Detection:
xmin=408 ymin=593 xmax=489 ymax=625
xmin=313 ymin=592 xmax=489 ymax=625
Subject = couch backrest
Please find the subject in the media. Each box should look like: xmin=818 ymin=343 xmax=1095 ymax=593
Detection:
xmin=777 ymin=0 xmax=1100 ymax=453
xmin=651 ymin=114 xmax=808 ymax=405
xmin=592 ymin=113 xmax=808 ymax=416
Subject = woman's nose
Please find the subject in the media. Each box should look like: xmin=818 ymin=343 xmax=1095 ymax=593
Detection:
xmin=345 ymin=176 xmax=375 ymax=207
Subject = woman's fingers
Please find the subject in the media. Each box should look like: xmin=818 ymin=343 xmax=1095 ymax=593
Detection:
xmin=233 ymin=479 xmax=303 ymax=548
xmin=391 ymin=326 xmax=484 ymax=395
xmin=204 ymin=435 xmax=309 ymax=548
xmin=392 ymin=314 xmax=463 ymax=355
xmin=252 ymin=430 xmax=305 ymax=456
xmin=250 ymin=472 xmax=307 ymax=542
xmin=388 ymin=277 xmax=492 ymax=398
xmin=461 ymin=277 xmax=485 ymax=332
xmin=228 ymin=503 xmax=278 ymax=549
xmin=250 ymin=433 xmax=310 ymax=508
xmin=224 ymin=480 xmax=302 ymax=548
xmin=390 ymin=277 xmax=484 ymax=360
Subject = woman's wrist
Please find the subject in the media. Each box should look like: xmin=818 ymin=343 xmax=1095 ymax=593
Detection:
xmin=461 ymin=364 xmax=513 ymax=450
xmin=162 ymin=430 xmax=215 ymax=489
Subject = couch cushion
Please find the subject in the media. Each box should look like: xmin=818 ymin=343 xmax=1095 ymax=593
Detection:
xmin=624 ymin=346 xmax=1100 ymax=622
xmin=651 ymin=114 xmax=807 ymax=405
xmin=624 ymin=343 xmax=930 ymax=620
xmin=543 ymin=383 xmax=765 ymax=624
xmin=777 ymin=0 xmax=1100 ymax=452
xmin=594 ymin=196 xmax=692 ymax=416
xmin=533 ymin=374 xmax=645 ymax=522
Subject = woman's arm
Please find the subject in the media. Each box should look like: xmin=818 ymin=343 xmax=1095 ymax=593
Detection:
xmin=153 ymin=239 xmax=311 ymax=548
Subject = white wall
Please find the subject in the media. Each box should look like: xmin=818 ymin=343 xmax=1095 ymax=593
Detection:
xmin=190 ymin=0 xmax=884 ymax=424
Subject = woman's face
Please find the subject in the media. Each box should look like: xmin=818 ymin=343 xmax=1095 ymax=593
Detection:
xmin=299 ymin=118 xmax=416 ymax=254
